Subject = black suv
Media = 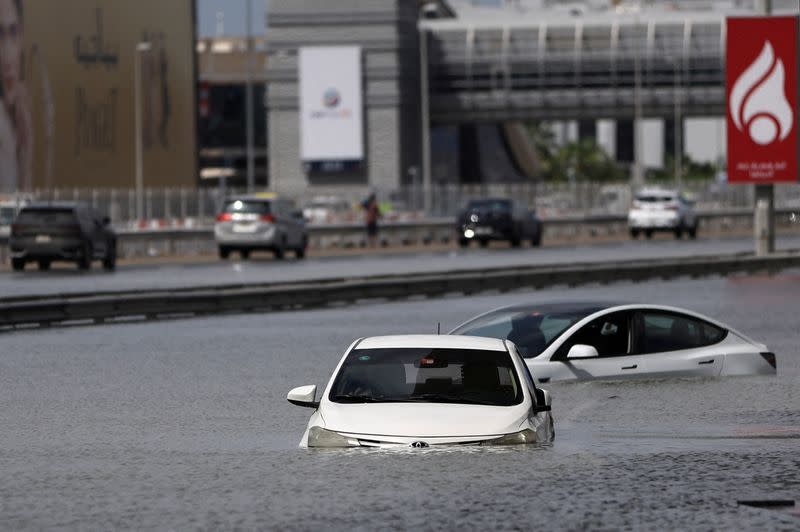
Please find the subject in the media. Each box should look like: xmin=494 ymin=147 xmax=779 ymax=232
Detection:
xmin=457 ymin=198 xmax=542 ymax=248
xmin=8 ymin=202 xmax=117 ymax=271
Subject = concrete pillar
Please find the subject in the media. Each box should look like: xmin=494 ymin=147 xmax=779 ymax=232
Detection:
xmin=578 ymin=120 xmax=597 ymax=142
xmin=615 ymin=119 xmax=634 ymax=163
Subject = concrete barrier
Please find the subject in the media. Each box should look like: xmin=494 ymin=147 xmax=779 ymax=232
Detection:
xmin=1 ymin=251 xmax=798 ymax=329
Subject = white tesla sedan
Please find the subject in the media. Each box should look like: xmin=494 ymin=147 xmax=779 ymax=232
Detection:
xmin=450 ymin=303 xmax=776 ymax=383
xmin=287 ymin=335 xmax=555 ymax=448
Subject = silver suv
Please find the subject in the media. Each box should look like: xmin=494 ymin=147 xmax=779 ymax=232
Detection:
xmin=214 ymin=195 xmax=308 ymax=260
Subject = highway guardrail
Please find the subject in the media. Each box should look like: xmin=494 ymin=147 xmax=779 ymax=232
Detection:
xmin=1 ymin=250 xmax=798 ymax=329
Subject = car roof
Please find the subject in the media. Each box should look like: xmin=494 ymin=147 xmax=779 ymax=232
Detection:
xmin=356 ymin=334 xmax=508 ymax=352
xmin=636 ymin=188 xmax=679 ymax=196
xmin=480 ymin=301 xmax=623 ymax=316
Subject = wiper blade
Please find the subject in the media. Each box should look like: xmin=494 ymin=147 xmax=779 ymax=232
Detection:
xmin=406 ymin=394 xmax=497 ymax=405
xmin=332 ymin=394 xmax=383 ymax=403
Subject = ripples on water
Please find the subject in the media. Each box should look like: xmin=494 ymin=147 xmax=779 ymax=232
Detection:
xmin=1 ymin=273 xmax=799 ymax=529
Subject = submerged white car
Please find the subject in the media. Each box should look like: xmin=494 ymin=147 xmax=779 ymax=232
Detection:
xmin=287 ymin=335 xmax=554 ymax=448
xmin=451 ymin=303 xmax=776 ymax=383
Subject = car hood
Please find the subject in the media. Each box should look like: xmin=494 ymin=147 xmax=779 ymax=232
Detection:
xmin=320 ymin=401 xmax=528 ymax=439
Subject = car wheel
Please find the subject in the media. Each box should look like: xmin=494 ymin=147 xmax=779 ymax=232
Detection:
xmin=11 ymin=258 xmax=25 ymax=271
xmin=38 ymin=260 xmax=51 ymax=271
xmin=458 ymin=238 xmax=470 ymax=248
xmin=644 ymin=229 xmax=653 ymax=239
xmin=295 ymin=237 xmax=308 ymax=259
xmin=103 ymin=242 xmax=117 ymax=271
xmin=531 ymin=233 xmax=542 ymax=247
xmin=674 ymin=226 xmax=683 ymax=239
xmin=240 ymin=249 xmax=251 ymax=260
xmin=78 ymin=243 xmax=92 ymax=270
xmin=629 ymin=228 xmax=639 ymax=239
xmin=479 ymin=239 xmax=489 ymax=248
xmin=510 ymin=234 xmax=521 ymax=248
xmin=688 ymin=225 xmax=698 ymax=239
xmin=218 ymin=246 xmax=230 ymax=259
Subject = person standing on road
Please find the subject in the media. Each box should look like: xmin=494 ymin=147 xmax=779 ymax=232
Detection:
xmin=363 ymin=193 xmax=380 ymax=248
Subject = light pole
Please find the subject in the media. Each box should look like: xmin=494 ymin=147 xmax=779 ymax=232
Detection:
xmin=245 ymin=0 xmax=255 ymax=193
xmin=754 ymin=0 xmax=775 ymax=254
xmin=419 ymin=19 xmax=432 ymax=214
xmin=134 ymin=41 xmax=152 ymax=224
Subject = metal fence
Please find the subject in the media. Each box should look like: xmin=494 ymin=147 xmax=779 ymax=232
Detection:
xmin=6 ymin=180 xmax=799 ymax=227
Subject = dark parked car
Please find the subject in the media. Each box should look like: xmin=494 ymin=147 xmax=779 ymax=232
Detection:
xmin=8 ymin=202 xmax=117 ymax=271
xmin=457 ymin=198 xmax=542 ymax=248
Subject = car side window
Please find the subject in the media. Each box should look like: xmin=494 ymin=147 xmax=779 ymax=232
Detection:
xmin=634 ymin=311 xmax=727 ymax=354
xmin=555 ymin=311 xmax=630 ymax=359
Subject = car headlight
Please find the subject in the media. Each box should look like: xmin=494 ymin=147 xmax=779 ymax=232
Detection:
xmin=307 ymin=426 xmax=361 ymax=448
xmin=480 ymin=429 xmax=539 ymax=446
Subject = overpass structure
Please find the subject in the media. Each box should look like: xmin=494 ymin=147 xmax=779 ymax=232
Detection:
xmin=422 ymin=11 xmax=726 ymax=124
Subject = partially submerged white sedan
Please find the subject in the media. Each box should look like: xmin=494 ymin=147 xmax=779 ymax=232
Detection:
xmin=451 ymin=303 xmax=776 ymax=383
xmin=287 ymin=335 xmax=554 ymax=448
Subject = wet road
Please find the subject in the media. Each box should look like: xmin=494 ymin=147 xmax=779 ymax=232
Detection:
xmin=1 ymin=233 xmax=800 ymax=298
xmin=1 ymin=272 xmax=799 ymax=529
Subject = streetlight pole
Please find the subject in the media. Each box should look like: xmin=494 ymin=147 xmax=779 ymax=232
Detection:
xmin=245 ymin=0 xmax=255 ymax=193
xmin=419 ymin=21 xmax=432 ymax=214
xmin=134 ymin=41 xmax=152 ymax=225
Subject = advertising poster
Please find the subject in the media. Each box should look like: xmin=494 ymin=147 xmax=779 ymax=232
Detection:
xmin=726 ymin=16 xmax=799 ymax=183
xmin=0 ymin=0 xmax=196 ymax=194
xmin=298 ymin=46 xmax=363 ymax=173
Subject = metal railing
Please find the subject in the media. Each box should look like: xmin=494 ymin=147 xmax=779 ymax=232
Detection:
xmin=3 ymin=180 xmax=799 ymax=227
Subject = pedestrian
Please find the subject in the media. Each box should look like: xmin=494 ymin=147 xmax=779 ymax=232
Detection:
xmin=363 ymin=193 xmax=380 ymax=247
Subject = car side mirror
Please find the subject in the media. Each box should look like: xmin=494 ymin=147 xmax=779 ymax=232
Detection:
xmin=287 ymin=385 xmax=319 ymax=408
xmin=567 ymin=344 xmax=599 ymax=360
xmin=102 ymin=216 xmax=111 ymax=226
xmin=532 ymin=388 xmax=552 ymax=413
xmin=291 ymin=209 xmax=304 ymax=220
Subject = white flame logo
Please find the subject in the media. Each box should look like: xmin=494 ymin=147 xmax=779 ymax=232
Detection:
xmin=730 ymin=41 xmax=794 ymax=145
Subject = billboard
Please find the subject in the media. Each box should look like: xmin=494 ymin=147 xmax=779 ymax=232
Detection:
xmin=298 ymin=46 xmax=363 ymax=173
xmin=0 ymin=0 xmax=196 ymax=194
xmin=726 ymin=16 xmax=799 ymax=184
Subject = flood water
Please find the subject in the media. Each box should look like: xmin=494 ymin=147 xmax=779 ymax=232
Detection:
xmin=1 ymin=272 xmax=799 ymax=529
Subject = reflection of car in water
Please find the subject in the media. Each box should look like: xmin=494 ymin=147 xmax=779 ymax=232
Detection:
xmin=287 ymin=335 xmax=554 ymax=448
xmin=451 ymin=302 xmax=776 ymax=383
xmin=8 ymin=202 xmax=116 ymax=271
xmin=214 ymin=194 xmax=308 ymax=260
xmin=628 ymin=188 xmax=698 ymax=239
xmin=457 ymin=198 xmax=542 ymax=248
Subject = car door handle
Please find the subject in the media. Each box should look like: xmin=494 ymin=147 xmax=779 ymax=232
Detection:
xmin=621 ymin=364 xmax=637 ymax=370
xmin=698 ymin=359 xmax=715 ymax=365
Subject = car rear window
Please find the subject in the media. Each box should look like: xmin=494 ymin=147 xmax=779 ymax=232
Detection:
xmin=636 ymin=195 xmax=676 ymax=203
xmin=222 ymin=200 xmax=271 ymax=215
xmin=16 ymin=208 xmax=77 ymax=225
xmin=467 ymin=199 xmax=511 ymax=212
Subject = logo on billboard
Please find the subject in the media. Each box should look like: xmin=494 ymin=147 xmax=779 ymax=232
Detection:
xmin=729 ymin=41 xmax=794 ymax=146
xmin=323 ymin=88 xmax=341 ymax=109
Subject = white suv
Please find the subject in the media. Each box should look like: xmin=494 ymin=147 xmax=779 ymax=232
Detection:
xmin=628 ymin=188 xmax=698 ymax=239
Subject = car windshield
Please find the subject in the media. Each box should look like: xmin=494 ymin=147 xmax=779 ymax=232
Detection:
xmin=466 ymin=199 xmax=511 ymax=212
xmin=451 ymin=307 xmax=602 ymax=358
xmin=329 ymin=347 xmax=523 ymax=406
xmin=222 ymin=200 xmax=271 ymax=215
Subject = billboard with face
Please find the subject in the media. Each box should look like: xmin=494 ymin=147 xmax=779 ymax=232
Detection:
xmin=726 ymin=16 xmax=799 ymax=184
xmin=0 ymin=0 xmax=196 ymax=194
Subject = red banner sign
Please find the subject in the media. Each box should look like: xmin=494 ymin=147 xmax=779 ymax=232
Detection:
xmin=726 ymin=16 xmax=799 ymax=183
